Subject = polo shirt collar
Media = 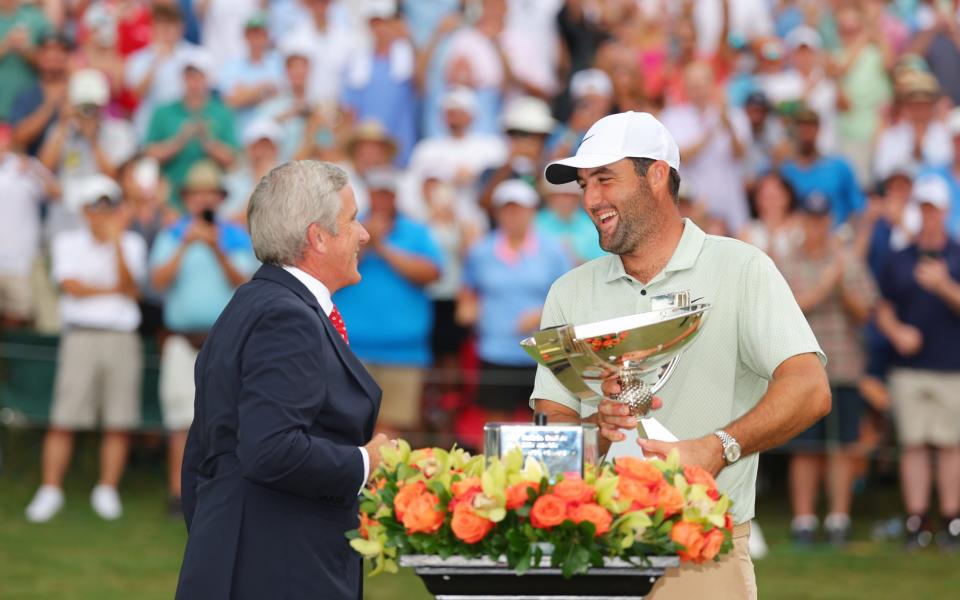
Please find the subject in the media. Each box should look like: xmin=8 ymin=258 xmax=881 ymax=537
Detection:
xmin=603 ymin=218 xmax=707 ymax=284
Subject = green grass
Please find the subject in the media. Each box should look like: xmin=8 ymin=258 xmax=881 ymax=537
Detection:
xmin=1 ymin=430 xmax=958 ymax=599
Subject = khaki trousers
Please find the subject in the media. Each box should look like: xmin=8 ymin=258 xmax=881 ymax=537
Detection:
xmin=646 ymin=521 xmax=757 ymax=600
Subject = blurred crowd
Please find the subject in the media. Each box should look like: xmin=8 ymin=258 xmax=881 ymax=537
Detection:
xmin=1 ymin=0 xmax=959 ymax=554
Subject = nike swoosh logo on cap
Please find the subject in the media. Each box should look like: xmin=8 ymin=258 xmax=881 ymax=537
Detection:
xmin=581 ymin=134 xmax=595 ymax=145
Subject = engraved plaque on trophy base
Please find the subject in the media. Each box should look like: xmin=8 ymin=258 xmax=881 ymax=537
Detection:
xmin=483 ymin=422 xmax=599 ymax=479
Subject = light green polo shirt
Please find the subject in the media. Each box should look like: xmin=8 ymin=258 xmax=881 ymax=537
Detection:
xmin=530 ymin=219 xmax=824 ymax=524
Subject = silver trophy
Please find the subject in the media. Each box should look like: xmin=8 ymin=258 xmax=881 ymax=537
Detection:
xmin=520 ymin=291 xmax=710 ymax=439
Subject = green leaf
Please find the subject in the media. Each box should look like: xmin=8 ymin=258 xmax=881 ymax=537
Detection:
xmin=349 ymin=538 xmax=383 ymax=557
xmin=396 ymin=463 xmax=418 ymax=481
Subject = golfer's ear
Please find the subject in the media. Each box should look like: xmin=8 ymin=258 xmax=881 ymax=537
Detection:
xmin=648 ymin=161 xmax=670 ymax=194
xmin=306 ymin=222 xmax=328 ymax=254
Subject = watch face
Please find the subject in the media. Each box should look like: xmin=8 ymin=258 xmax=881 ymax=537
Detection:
xmin=725 ymin=443 xmax=741 ymax=463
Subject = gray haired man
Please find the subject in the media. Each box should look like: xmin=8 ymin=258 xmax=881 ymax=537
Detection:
xmin=176 ymin=161 xmax=391 ymax=600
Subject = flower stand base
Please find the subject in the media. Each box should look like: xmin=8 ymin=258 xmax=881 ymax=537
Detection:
xmin=399 ymin=555 xmax=680 ymax=599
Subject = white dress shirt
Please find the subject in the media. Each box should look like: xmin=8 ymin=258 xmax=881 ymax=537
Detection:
xmin=282 ymin=265 xmax=369 ymax=493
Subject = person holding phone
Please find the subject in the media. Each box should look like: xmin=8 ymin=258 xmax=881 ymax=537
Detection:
xmin=148 ymin=160 xmax=259 ymax=515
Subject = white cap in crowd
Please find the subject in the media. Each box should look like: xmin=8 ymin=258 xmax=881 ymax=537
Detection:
xmin=442 ymin=86 xmax=477 ymax=115
xmin=364 ymin=0 xmax=397 ymax=19
xmin=365 ymin=168 xmax=399 ymax=193
xmin=492 ymin=179 xmax=540 ymax=208
xmin=541 ymin=180 xmax=582 ymax=196
xmin=502 ymin=96 xmax=555 ymax=135
xmin=280 ymin=36 xmax=314 ymax=61
xmin=65 ymin=174 xmax=122 ymax=213
xmin=570 ymin=68 xmax=613 ymax=101
xmin=182 ymin=48 xmax=215 ymax=80
xmin=911 ymin=174 xmax=951 ymax=210
xmin=545 ymin=111 xmax=681 ymax=184
xmin=242 ymin=118 xmax=284 ymax=146
xmin=69 ymin=68 xmax=110 ymax=107
xmin=786 ymin=26 xmax=822 ymax=50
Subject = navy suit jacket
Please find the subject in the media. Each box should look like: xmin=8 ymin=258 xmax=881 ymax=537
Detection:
xmin=175 ymin=264 xmax=381 ymax=600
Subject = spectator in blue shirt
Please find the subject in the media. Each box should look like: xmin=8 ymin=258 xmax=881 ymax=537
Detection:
xmin=340 ymin=3 xmax=418 ymax=166
xmin=459 ymin=179 xmax=571 ymax=422
xmin=781 ymin=107 xmax=865 ymax=227
xmin=536 ymin=179 xmax=604 ymax=265
xmin=875 ymin=174 xmax=960 ymax=552
xmin=148 ymin=160 xmax=258 ymax=514
xmin=217 ymin=13 xmax=284 ymax=140
xmin=334 ymin=168 xmax=442 ymax=438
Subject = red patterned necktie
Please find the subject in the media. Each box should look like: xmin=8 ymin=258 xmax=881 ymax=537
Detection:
xmin=329 ymin=304 xmax=349 ymax=345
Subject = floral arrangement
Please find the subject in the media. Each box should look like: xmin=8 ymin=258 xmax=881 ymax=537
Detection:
xmin=347 ymin=442 xmax=734 ymax=578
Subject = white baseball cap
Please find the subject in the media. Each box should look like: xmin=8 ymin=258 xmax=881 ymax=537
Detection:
xmin=69 ymin=68 xmax=110 ymax=106
xmin=492 ymin=179 xmax=539 ymax=208
xmin=442 ymin=86 xmax=477 ymax=115
xmin=502 ymin=96 xmax=555 ymax=135
xmin=912 ymin=174 xmax=951 ymax=210
xmin=182 ymin=48 xmax=215 ymax=80
xmin=570 ymin=69 xmax=613 ymax=100
xmin=242 ymin=118 xmax=283 ymax=146
xmin=786 ymin=26 xmax=822 ymax=50
xmin=65 ymin=174 xmax=122 ymax=213
xmin=545 ymin=111 xmax=681 ymax=184
xmin=280 ymin=35 xmax=314 ymax=61
xmin=364 ymin=0 xmax=397 ymax=19
xmin=541 ymin=180 xmax=582 ymax=196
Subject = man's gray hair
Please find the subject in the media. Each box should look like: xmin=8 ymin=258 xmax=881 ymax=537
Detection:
xmin=247 ymin=161 xmax=348 ymax=265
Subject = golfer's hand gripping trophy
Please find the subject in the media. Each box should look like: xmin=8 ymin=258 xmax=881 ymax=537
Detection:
xmin=521 ymin=291 xmax=710 ymax=440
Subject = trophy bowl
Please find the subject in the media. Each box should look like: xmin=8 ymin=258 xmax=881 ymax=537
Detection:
xmin=521 ymin=291 xmax=710 ymax=436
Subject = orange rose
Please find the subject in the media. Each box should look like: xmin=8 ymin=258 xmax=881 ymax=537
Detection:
xmin=655 ymin=484 xmax=684 ymax=518
xmin=552 ymin=477 xmax=596 ymax=505
xmin=615 ymin=457 xmax=666 ymax=488
xmin=701 ymin=528 xmax=725 ymax=562
xmin=451 ymin=505 xmax=494 ymax=544
xmin=452 ymin=477 xmax=482 ymax=497
xmin=530 ymin=494 xmax=569 ymax=530
xmin=618 ymin=476 xmax=659 ymax=512
xmin=401 ymin=491 xmax=445 ymax=534
xmin=670 ymin=521 xmax=706 ymax=563
xmin=394 ymin=481 xmax=427 ymax=521
xmin=506 ymin=481 xmax=539 ymax=510
xmin=568 ymin=502 xmax=613 ymax=536
xmin=359 ymin=512 xmax=378 ymax=538
xmin=683 ymin=465 xmax=718 ymax=490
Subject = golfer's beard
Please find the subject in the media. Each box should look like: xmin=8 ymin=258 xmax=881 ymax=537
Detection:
xmin=597 ymin=188 xmax=658 ymax=256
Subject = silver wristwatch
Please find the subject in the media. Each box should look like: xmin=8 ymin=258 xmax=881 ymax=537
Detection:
xmin=713 ymin=430 xmax=742 ymax=465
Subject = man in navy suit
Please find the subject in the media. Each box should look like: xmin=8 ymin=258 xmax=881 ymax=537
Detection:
xmin=175 ymin=160 xmax=391 ymax=599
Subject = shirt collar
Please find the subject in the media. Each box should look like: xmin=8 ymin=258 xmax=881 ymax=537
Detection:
xmin=604 ymin=218 xmax=707 ymax=284
xmin=282 ymin=265 xmax=333 ymax=316
xmin=494 ymin=230 xmax=539 ymax=265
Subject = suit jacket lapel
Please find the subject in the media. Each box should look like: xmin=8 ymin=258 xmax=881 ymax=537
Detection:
xmin=316 ymin=306 xmax=381 ymax=403
xmin=252 ymin=265 xmax=381 ymax=406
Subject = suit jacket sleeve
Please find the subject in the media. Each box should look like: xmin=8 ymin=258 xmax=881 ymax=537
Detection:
xmin=236 ymin=304 xmax=365 ymax=501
